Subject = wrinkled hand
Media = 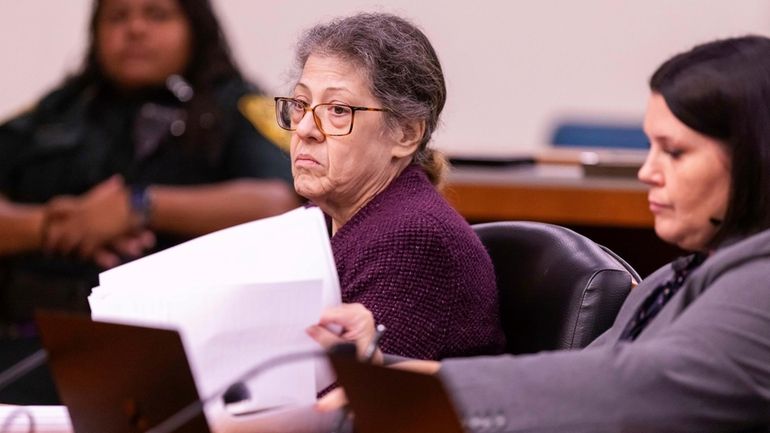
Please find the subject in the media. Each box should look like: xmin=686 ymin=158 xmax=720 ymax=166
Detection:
xmin=306 ymin=303 xmax=382 ymax=364
xmin=307 ymin=304 xmax=443 ymax=413
xmin=91 ymin=230 xmax=157 ymax=269
xmin=44 ymin=176 xmax=140 ymax=259
xmin=315 ymin=387 xmax=348 ymax=413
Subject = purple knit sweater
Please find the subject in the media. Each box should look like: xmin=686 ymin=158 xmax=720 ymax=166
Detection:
xmin=331 ymin=164 xmax=505 ymax=360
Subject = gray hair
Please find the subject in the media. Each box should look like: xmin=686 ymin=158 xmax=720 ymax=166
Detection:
xmin=294 ymin=12 xmax=448 ymax=186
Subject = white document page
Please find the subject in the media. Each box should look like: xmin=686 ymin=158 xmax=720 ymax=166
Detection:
xmin=89 ymin=207 xmax=340 ymax=411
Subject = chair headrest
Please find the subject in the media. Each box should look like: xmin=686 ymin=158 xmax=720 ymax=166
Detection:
xmin=473 ymin=221 xmax=634 ymax=354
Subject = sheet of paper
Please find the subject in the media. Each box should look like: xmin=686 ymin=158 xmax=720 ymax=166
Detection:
xmin=89 ymin=207 xmax=340 ymax=411
xmin=97 ymin=207 xmax=340 ymax=308
xmin=92 ymin=280 xmax=322 ymax=406
xmin=0 ymin=405 xmax=73 ymax=433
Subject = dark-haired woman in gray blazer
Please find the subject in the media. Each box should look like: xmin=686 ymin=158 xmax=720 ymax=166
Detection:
xmin=309 ymin=35 xmax=770 ymax=433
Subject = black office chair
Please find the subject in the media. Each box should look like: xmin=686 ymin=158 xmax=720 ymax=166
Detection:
xmin=473 ymin=221 xmax=637 ymax=355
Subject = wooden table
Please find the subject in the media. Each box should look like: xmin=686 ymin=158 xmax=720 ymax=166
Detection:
xmin=442 ymin=163 xmax=684 ymax=277
xmin=443 ymin=164 xmax=653 ymax=228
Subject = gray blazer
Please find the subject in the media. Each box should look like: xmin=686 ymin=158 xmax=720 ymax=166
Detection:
xmin=440 ymin=228 xmax=770 ymax=432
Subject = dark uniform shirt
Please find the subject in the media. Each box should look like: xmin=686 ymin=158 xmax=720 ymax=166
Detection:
xmin=0 ymin=78 xmax=292 ymax=403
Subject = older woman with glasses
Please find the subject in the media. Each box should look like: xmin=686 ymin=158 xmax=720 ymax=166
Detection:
xmin=275 ymin=13 xmax=505 ymax=361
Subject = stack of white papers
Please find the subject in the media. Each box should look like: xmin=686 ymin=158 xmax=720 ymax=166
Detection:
xmin=0 ymin=405 xmax=72 ymax=433
xmin=88 ymin=207 xmax=340 ymax=416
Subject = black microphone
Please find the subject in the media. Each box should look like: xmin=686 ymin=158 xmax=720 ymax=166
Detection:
xmin=709 ymin=217 xmax=723 ymax=226
xmin=0 ymin=349 xmax=48 ymax=394
xmin=146 ymin=348 xmax=330 ymax=433
xmin=221 ymin=381 xmax=251 ymax=405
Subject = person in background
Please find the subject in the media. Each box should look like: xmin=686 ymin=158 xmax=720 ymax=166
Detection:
xmin=279 ymin=13 xmax=505 ymax=364
xmin=0 ymin=0 xmax=298 ymax=404
xmin=310 ymin=35 xmax=770 ymax=432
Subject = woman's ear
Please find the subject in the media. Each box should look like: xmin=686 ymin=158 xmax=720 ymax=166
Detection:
xmin=391 ymin=119 xmax=426 ymax=159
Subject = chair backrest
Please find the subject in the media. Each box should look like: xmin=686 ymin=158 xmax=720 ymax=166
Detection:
xmin=473 ymin=221 xmax=636 ymax=355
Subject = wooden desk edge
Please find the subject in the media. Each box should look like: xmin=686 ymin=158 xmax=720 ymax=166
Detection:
xmin=444 ymin=182 xmax=654 ymax=228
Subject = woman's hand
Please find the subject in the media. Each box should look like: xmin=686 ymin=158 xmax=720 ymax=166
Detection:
xmin=308 ymin=303 xmax=444 ymax=413
xmin=306 ymin=303 xmax=383 ymax=364
xmin=44 ymin=176 xmax=140 ymax=258
xmin=315 ymin=387 xmax=348 ymax=413
xmin=91 ymin=229 xmax=157 ymax=269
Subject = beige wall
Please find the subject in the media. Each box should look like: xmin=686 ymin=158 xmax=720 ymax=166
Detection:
xmin=2 ymin=1 xmax=769 ymax=156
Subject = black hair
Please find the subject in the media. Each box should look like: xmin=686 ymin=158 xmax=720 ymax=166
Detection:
xmin=650 ymin=35 xmax=770 ymax=245
xmin=78 ymin=0 xmax=242 ymax=91
xmin=66 ymin=0 xmax=248 ymax=160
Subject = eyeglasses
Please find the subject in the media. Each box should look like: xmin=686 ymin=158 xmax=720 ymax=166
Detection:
xmin=274 ymin=97 xmax=388 ymax=136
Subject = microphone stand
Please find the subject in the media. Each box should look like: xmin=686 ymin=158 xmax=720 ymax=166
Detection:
xmin=0 ymin=349 xmax=48 ymax=394
xmin=0 ymin=324 xmax=387 ymax=433
xmin=145 ymin=349 xmax=328 ymax=433
xmin=151 ymin=324 xmax=387 ymax=433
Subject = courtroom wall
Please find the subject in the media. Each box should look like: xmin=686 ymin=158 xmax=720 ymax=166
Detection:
xmin=2 ymin=1 xmax=768 ymax=156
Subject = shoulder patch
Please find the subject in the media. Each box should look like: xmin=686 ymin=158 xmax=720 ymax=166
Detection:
xmin=238 ymin=95 xmax=291 ymax=153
